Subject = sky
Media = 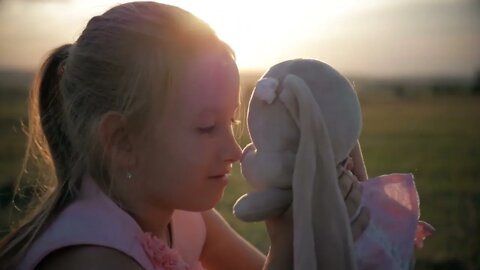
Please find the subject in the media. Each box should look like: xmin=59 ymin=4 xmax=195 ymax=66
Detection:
xmin=0 ymin=0 xmax=479 ymax=78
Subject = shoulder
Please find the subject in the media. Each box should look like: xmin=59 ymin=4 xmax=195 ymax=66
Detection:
xmin=36 ymin=245 xmax=144 ymax=270
xmin=201 ymin=208 xmax=223 ymax=223
xmin=201 ymin=209 xmax=237 ymax=245
xmin=201 ymin=208 xmax=243 ymax=244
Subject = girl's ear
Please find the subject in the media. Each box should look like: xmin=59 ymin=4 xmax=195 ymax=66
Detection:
xmin=98 ymin=111 xmax=136 ymax=170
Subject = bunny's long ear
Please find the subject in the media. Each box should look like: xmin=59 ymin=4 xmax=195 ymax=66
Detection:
xmin=279 ymin=74 xmax=356 ymax=270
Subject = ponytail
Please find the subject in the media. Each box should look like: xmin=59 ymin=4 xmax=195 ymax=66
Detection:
xmin=39 ymin=44 xmax=74 ymax=183
xmin=0 ymin=44 xmax=82 ymax=268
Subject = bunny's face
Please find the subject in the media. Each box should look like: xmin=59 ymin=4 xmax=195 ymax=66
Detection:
xmin=247 ymin=78 xmax=299 ymax=153
xmin=269 ymin=59 xmax=362 ymax=164
xmin=235 ymin=59 xmax=362 ymax=224
xmin=240 ymin=78 xmax=298 ymax=189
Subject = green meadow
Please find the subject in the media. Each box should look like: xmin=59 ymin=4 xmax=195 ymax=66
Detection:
xmin=0 ymin=74 xmax=479 ymax=270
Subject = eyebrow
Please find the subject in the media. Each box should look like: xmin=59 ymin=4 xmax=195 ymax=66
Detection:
xmin=194 ymin=105 xmax=240 ymax=122
xmin=198 ymin=102 xmax=240 ymax=113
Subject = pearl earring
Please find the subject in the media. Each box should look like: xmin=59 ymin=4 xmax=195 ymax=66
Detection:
xmin=126 ymin=171 xmax=133 ymax=180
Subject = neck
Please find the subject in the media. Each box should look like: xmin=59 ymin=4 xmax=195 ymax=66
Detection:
xmin=127 ymin=203 xmax=174 ymax=245
xmin=109 ymin=177 xmax=174 ymax=244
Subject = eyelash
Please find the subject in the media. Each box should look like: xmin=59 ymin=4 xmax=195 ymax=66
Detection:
xmin=198 ymin=119 xmax=240 ymax=134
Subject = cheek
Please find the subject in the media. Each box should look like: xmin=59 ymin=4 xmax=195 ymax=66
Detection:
xmin=144 ymin=127 xmax=209 ymax=179
xmin=174 ymin=135 xmax=213 ymax=172
xmin=134 ymin=125 xmax=173 ymax=178
xmin=137 ymin=130 xmax=226 ymax=210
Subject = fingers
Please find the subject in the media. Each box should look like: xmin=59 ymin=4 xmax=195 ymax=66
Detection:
xmin=350 ymin=140 xmax=368 ymax=181
xmin=345 ymin=156 xmax=354 ymax=171
xmin=265 ymin=205 xmax=293 ymax=247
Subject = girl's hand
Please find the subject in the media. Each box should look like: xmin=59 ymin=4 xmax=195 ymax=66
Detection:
xmin=350 ymin=141 xmax=368 ymax=181
xmin=264 ymin=206 xmax=293 ymax=270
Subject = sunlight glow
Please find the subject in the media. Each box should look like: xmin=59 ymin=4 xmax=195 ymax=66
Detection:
xmin=1 ymin=0 xmax=477 ymax=77
xmin=70 ymin=0 xmax=381 ymax=71
xmin=187 ymin=1 xmax=367 ymax=70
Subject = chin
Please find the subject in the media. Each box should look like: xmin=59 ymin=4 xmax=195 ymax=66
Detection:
xmin=183 ymin=191 xmax=225 ymax=212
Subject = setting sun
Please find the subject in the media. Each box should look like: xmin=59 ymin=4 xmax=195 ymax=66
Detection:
xmin=181 ymin=0 xmax=377 ymax=70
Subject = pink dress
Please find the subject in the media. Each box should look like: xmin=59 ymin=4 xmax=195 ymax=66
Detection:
xmin=355 ymin=173 xmax=434 ymax=270
xmin=18 ymin=176 xmax=206 ymax=270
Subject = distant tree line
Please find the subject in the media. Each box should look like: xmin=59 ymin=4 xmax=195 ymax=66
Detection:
xmin=472 ymin=70 xmax=480 ymax=95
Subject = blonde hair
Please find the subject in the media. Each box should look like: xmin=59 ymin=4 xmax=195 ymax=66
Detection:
xmin=0 ymin=2 xmax=232 ymax=267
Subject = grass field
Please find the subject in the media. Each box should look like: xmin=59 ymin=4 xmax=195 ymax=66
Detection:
xmin=0 ymin=78 xmax=479 ymax=269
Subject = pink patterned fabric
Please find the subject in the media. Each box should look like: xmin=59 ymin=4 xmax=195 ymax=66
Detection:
xmin=18 ymin=176 xmax=206 ymax=270
xmin=354 ymin=173 xmax=434 ymax=270
xmin=141 ymin=233 xmax=190 ymax=270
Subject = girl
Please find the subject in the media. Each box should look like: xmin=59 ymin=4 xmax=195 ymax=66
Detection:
xmin=0 ymin=2 xmax=368 ymax=270
xmin=0 ymin=2 xmax=273 ymax=269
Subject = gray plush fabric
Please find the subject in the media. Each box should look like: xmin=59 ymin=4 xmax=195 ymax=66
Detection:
xmin=235 ymin=59 xmax=362 ymax=269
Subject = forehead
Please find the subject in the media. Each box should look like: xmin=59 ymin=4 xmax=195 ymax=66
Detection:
xmin=171 ymin=49 xmax=239 ymax=113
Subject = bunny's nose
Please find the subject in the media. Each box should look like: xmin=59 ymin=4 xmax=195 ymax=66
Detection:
xmin=241 ymin=143 xmax=257 ymax=163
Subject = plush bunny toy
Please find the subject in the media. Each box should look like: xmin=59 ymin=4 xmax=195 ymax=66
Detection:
xmin=234 ymin=59 xmax=433 ymax=270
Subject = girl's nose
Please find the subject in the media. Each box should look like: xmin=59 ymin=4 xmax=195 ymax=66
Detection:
xmin=224 ymin=135 xmax=242 ymax=163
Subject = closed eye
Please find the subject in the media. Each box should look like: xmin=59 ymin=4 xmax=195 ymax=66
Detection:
xmin=198 ymin=119 xmax=240 ymax=134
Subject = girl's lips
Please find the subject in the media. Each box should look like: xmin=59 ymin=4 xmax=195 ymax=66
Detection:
xmin=209 ymin=173 xmax=229 ymax=178
xmin=209 ymin=174 xmax=230 ymax=183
